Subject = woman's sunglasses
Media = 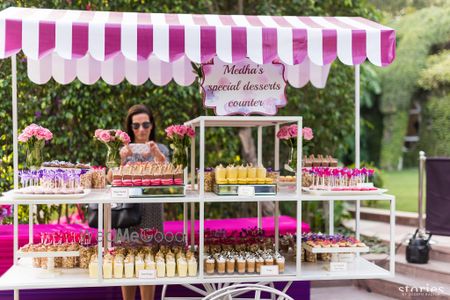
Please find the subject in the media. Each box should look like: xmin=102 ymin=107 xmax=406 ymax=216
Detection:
xmin=132 ymin=122 xmax=152 ymax=130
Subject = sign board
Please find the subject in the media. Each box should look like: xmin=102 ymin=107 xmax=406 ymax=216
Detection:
xmin=238 ymin=186 xmax=255 ymax=197
xmin=201 ymin=58 xmax=287 ymax=116
xmin=111 ymin=188 xmax=129 ymax=198
xmin=260 ymin=265 xmax=279 ymax=275
xmin=138 ymin=269 xmax=156 ymax=279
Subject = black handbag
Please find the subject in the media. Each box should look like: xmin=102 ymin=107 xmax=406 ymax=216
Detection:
xmin=87 ymin=203 xmax=142 ymax=229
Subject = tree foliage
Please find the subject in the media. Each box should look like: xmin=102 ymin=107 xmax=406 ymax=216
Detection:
xmin=378 ymin=4 xmax=450 ymax=169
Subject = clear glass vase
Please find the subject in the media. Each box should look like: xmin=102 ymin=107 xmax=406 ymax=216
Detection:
xmin=26 ymin=140 xmax=44 ymax=170
xmin=105 ymin=145 xmax=120 ymax=169
xmin=288 ymin=146 xmax=297 ymax=171
xmin=172 ymin=147 xmax=188 ymax=168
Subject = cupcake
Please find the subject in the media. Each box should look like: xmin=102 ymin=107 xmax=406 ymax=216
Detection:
xmin=79 ymin=245 xmax=93 ymax=269
xmin=135 ymin=255 xmax=145 ymax=277
xmin=89 ymin=254 xmax=99 ymax=278
xmin=177 ymin=257 xmax=188 ymax=277
xmin=55 ymin=243 xmax=67 ymax=268
xmin=166 ymin=259 xmax=176 ymax=277
xmin=124 ymin=255 xmax=135 ymax=278
xmin=145 ymin=254 xmax=156 ymax=271
xmin=156 ymin=257 xmax=166 ymax=278
xmin=237 ymin=256 xmax=246 ymax=274
xmin=246 ymin=255 xmax=256 ymax=273
xmin=103 ymin=253 xmax=113 ymax=279
xmin=275 ymin=253 xmax=285 ymax=273
xmin=226 ymin=257 xmax=235 ymax=274
xmin=113 ymin=254 xmax=124 ymax=279
xmin=216 ymin=255 xmax=226 ymax=274
xmin=264 ymin=254 xmax=274 ymax=266
xmin=255 ymin=256 xmax=264 ymax=273
xmin=205 ymin=256 xmax=215 ymax=274
xmin=188 ymin=257 xmax=197 ymax=277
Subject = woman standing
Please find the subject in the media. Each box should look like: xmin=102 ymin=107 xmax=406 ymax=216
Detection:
xmin=120 ymin=104 xmax=168 ymax=300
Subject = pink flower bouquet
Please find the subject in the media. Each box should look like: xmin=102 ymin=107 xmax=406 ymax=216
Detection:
xmin=276 ymin=124 xmax=314 ymax=170
xmin=165 ymin=125 xmax=195 ymax=168
xmin=18 ymin=124 xmax=53 ymax=169
xmin=94 ymin=129 xmax=130 ymax=168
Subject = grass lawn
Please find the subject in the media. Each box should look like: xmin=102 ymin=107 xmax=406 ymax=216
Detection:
xmin=369 ymin=168 xmax=419 ymax=212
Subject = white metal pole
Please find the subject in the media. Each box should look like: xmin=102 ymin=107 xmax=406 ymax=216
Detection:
xmin=12 ymin=55 xmax=18 ymax=189
xmin=275 ymin=201 xmax=279 ymax=252
xmin=390 ymin=197 xmax=396 ymax=275
xmin=355 ymin=64 xmax=361 ymax=240
xmin=28 ymin=205 xmax=33 ymax=243
xmin=199 ymin=118 xmax=205 ymax=278
xmin=257 ymin=126 xmax=262 ymax=165
xmin=329 ymin=200 xmax=334 ymax=235
xmin=296 ymin=118 xmax=303 ymax=277
xmin=418 ymin=151 xmax=426 ymax=233
xmin=97 ymin=204 xmax=103 ymax=280
xmin=13 ymin=204 xmax=18 ymax=265
xmin=190 ymin=203 xmax=195 ymax=251
xmin=274 ymin=124 xmax=280 ymax=252
xmin=190 ymin=134 xmax=196 ymax=249
xmin=257 ymin=126 xmax=263 ymax=229
xmin=183 ymin=202 xmax=188 ymax=244
xmin=12 ymin=54 xmax=20 ymax=300
xmin=190 ymin=136 xmax=196 ymax=191
xmin=274 ymin=124 xmax=280 ymax=171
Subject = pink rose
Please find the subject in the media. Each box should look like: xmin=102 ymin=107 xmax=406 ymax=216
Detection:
xmin=43 ymin=129 xmax=53 ymax=141
xmin=288 ymin=124 xmax=298 ymax=138
xmin=120 ymin=132 xmax=131 ymax=144
xmin=94 ymin=129 xmax=103 ymax=138
xmin=35 ymin=128 xmax=47 ymax=140
xmin=98 ymin=130 xmax=111 ymax=143
xmin=302 ymin=127 xmax=314 ymax=141
xmin=165 ymin=125 xmax=175 ymax=139
xmin=186 ymin=127 xmax=195 ymax=138
xmin=18 ymin=133 xmax=29 ymax=142
xmin=276 ymin=126 xmax=291 ymax=140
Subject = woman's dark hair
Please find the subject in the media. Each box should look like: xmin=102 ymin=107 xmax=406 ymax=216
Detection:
xmin=125 ymin=104 xmax=156 ymax=143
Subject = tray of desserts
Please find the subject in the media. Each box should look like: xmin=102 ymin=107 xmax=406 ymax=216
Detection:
xmin=13 ymin=169 xmax=91 ymax=198
xmin=111 ymin=163 xmax=184 ymax=187
xmin=301 ymin=167 xmax=386 ymax=196
xmin=302 ymin=187 xmax=387 ymax=196
xmin=11 ymin=188 xmax=91 ymax=199
xmin=213 ymin=164 xmax=276 ymax=195
xmin=302 ymin=243 xmax=369 ymax=253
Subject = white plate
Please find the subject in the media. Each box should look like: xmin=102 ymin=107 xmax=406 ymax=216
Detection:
xmin=302 ymin=188 xmax=387 ymax=196
xmin=10 ymin=189 xmax=91 ymax=199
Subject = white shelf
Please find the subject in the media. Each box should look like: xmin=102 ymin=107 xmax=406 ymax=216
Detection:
xmin=185 ymin=116 xmax=302 ymax=128
xmin=17 ymin=251 xmax=80 ymax=258
xmin=302 ymin=243 xmax=369 ymax=254
xmin=0 ymin=257 xmax=392 ymax=291
xmin=301 ymin=257 xmax=392 ymax=280
xmin=0 ymin=189 xmax=395 ymax=205
xmin=0 ymin=189 xmax=201 ymax=205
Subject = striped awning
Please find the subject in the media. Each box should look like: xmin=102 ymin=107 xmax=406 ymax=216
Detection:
xmin=0 ymin=7 xmax=396 ymax=67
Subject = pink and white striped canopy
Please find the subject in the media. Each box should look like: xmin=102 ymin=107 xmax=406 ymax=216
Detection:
xmin=0 ymin=7 xmax=395 ymax=67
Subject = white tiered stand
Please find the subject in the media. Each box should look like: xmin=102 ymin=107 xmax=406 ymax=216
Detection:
xmin=0 ymin=116 xmax=395 ymax=300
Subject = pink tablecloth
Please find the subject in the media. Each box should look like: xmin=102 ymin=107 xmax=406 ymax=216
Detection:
xmin=0 ymin=216 xmax=309 ymax=275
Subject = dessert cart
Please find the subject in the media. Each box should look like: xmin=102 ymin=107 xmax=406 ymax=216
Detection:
xmin=0 ymin=7 xmax=396 ymax=300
